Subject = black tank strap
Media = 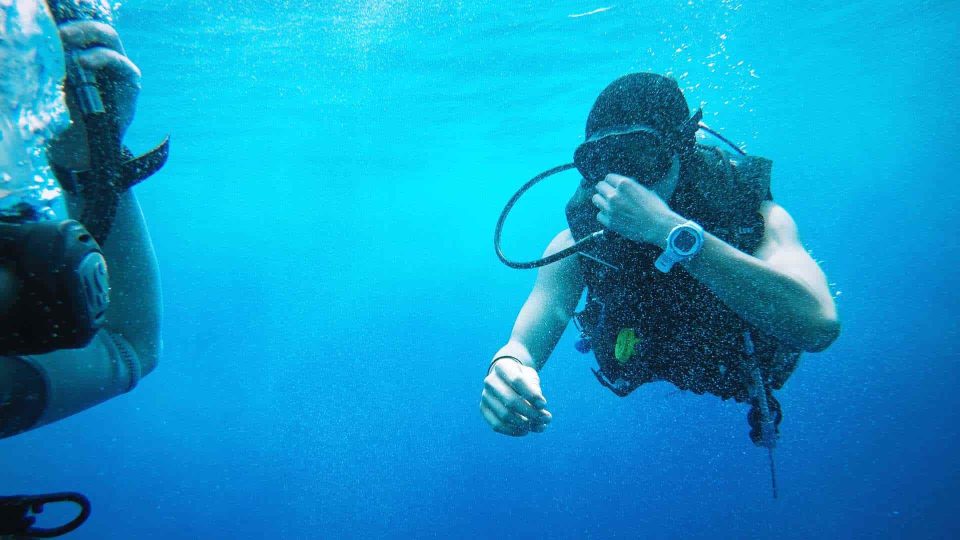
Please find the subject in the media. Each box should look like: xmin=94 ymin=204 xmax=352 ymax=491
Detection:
xmin=52 ymin=138 xmax=170 ymax=196
xmin=51 ymin=136 xmax=169 ymax=245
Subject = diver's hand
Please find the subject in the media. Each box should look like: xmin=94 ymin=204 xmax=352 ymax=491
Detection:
xmin=480 ymin=358 xmax=552 ymax=437
xmin=46 ymin=21 xmax=141 ymax=170
xmin=592 ymin=173 xmax=684 ymax=247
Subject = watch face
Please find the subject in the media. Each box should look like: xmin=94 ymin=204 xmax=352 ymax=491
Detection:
xmin=673 ymin=229 xmax=698 ymax=254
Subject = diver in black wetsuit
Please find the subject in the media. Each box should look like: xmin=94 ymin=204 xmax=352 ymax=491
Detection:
xmin=1 ymin=2 xmax=167 ymax=536
xmin=1 ymin=0 xmax=164 ymax=443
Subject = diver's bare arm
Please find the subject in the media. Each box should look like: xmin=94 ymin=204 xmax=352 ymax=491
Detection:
xmin=681 ymin=201 xmax=839 ymax=352
xmin=493 ymin=230 xmax=584 ymax=371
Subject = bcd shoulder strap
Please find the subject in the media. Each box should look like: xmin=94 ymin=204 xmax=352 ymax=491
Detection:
xmin=51 ymin=137 xmax=170 ymax=197
xmin=50 ymin=136 xmax=169 ymax=244
xmin=694 ymin=145 xmax=772 ymax=214
xmin=691 ymin=145 xmax=772 ymax=252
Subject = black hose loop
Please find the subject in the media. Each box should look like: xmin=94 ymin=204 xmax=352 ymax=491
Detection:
xmin=494 ymin=163 xmax=604 ymax=269
xmin=0 ymin=492 xmax=91 ymax=538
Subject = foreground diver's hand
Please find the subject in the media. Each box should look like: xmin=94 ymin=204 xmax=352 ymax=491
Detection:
xmin=480 ymin=358 xmax=552 ymax=437
xmin=592 ymin=173 xmax=683 ymax=247
xmin=46 ymin=20 xmax=141 ymax=170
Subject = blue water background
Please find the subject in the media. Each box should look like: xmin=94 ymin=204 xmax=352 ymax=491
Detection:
xmin=4 ymin=1 xmax=959 ymax=537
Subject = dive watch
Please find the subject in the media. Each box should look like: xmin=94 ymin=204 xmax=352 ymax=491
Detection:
xmin=654 ymin=220 xmax=705 ymax=273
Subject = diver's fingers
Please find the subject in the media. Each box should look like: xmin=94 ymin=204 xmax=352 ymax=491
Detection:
xmin=591 ymin=193 xmax=611 ymax=212
xmin=74 ymin=47 xmax=142 ymax=84
xmin=603 ymin=173 xmax=630 ymax=189
xmin=493 ymin=360 xmax=549 ymax=412
xmin=595 ymin=179 xmax=617 ymax=199
xmin=58 ymin=21 xmax=124 ymax=54
xmin=481 ymin=392 xmax=528 ymax=427
xmin=485 ymin=372 xmax=545 ymax=422
xmin=597 ymin=211 xmax=611 ymax=228
xmin=480 ymin=396 xmax=530 ymax=437
xmin=496 ymin=365 xmax=547 ymax=409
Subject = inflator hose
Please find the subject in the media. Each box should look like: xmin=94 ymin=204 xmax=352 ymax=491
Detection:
xmin=494 ymin=163 xmax=605 ymax=269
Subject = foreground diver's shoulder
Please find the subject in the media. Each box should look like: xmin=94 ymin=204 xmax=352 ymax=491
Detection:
xmin=544 ymin=229 xmax=576 ymax=257
xmin=759 ymin=201 xmax=800 ymax=242
xmin=759 ymin=201 xmax=793 ymax=226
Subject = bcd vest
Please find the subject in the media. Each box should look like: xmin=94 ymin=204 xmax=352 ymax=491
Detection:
xmin=565 ymin=145 xmax=801 ymax=402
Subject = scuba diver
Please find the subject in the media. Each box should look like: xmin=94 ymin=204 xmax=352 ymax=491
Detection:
xmin=482 ymin=73 xmax=839 ymax=496
xmin=1 ymin=1 xmax=168 ymax=536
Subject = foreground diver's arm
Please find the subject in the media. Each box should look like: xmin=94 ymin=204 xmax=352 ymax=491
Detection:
xmin=679 ymin=201 xmax=839 ymax=352
xmin=480 ymin=230 xmax=584 ymax=437
xmin=494 ymin=230 xmax=584 ymax=370
xmin=0 ymin=190 xmax=161 ymax=438
xmin=0 ymin=19 xmax=160 ymax=438
xmin=595 ymin=174 xmax=839 ymax=352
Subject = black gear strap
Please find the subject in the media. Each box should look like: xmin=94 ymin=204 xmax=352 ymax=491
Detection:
xmin=0 ymin=492 xmax=91 ymax=538
xmin=51 ymin=137 xmax=170 ymax=198
xmin=50 ymin=137 xmax=169 ymax=245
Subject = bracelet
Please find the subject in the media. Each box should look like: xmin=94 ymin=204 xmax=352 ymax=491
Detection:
xmin=487 ymin=355 xmax=524 ymax=375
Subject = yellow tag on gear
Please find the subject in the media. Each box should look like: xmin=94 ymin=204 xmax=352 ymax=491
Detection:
xmin=614 ymin=328 xmax=640 ymax=364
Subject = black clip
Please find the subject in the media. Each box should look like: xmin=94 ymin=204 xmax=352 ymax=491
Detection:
xmin=0 ymin=492 xmax=91 ymax=538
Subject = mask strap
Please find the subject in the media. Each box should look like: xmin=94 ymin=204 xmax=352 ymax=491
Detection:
xmin=685 ymin=109 xmax=748 ymax=156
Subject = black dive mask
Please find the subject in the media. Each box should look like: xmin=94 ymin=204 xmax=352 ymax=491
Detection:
xmin=574 ymin=108 xmax=704 ymax=185
xmin=573 ymin=126 xmax=673 ymax=186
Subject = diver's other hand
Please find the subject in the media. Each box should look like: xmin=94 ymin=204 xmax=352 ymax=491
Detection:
xmin=592 ymin=173 xmax=683 ymax=246
xmin=46 ymin=21 xmax=141 ymax=170
xmin=480 ymin=358 xmax=552 ymax=437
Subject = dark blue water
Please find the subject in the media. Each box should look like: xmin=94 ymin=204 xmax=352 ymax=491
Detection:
xmin=4 ymin=1 xmax=958 ymax=537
